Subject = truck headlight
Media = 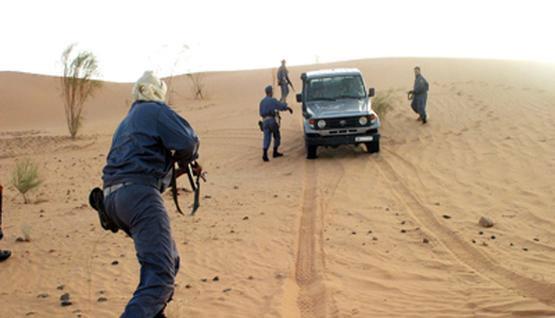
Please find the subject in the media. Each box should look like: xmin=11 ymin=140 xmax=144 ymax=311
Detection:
xmin=359 ymin=116 xmax=368 ymax=126
xmin=317 ymin=119 xmax=327 ymax=129
xmin=308 ymin=119 xmax=316 ymax=128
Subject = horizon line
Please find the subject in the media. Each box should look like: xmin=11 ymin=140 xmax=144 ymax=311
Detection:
xmin=1 ymin=55 xmax=554 ymax=84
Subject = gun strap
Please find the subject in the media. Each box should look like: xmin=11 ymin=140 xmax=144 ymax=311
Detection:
xmin=171 ymin=164 xmax=185 ymax=215
xmin=172 ymin=163 xmax=201 ymax=216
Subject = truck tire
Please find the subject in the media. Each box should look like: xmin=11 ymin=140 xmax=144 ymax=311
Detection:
xmin=306 ymin=145 xmax=318 ymax=159
xmin=365 ymin=140 xmax=380 ymax=154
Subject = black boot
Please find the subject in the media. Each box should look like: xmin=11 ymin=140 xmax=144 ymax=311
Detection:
xmin=154 ymin=311 xmax=167 ymax=318
xmin=0 ymin=250 xmax=11 ymax=262
xmin=273 ymin=147 xmax=283 ymax=158
xmin=262 ymin=149 xmax=269 ymax=162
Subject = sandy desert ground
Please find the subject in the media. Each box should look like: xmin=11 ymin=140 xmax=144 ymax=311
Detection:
xmin=0 ymin=58 xmax=554 ymax=317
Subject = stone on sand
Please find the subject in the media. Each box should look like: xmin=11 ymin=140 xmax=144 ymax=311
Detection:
xmin=479 ymin=216 xmax=494 ymax=228
xmin=60 ymin=293 xmax=72 ymax=306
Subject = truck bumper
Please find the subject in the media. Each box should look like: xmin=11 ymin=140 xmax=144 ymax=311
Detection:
xmin=305 ymin=131 xmax=380 ymax=147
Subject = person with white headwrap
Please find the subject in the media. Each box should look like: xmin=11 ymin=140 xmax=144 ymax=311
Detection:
xmin=102 ymin=71 xmax=202 ymax=317
xmin=131 ymin=71 xmax=168 ymax=103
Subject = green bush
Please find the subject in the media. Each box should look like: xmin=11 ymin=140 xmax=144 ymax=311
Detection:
xmin=11 ymin=158 xmax=42 ymax=204
xmin=372 ymin=90 xmax=397 ymax=122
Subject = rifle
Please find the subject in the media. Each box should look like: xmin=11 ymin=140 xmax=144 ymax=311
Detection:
xmin=288 ymin=78 xmax=296 ymax=92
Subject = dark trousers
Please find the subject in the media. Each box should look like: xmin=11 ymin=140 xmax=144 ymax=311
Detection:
xmin=411 ymin=93 xmax=428 ymax=120
xmin=262 ymin=118 xmax=281 ymax=150
xmin=279 ymin=83 xmax=289 ymax=103
xmin=105 ymin=184 xmax=180 ymax=318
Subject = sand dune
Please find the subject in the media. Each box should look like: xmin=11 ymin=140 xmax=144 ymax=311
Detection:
xmin=0 ymin=58 xmax=554 ymax=317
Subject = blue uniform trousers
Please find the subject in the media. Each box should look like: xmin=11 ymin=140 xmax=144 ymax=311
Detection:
xmin=262 ymin=118 xmax=281 ymax=150
xmin=411 ymin=93 xmax=428 ymax=120
xmin=279 ymin=83 xmax=289 ymax=103
xmin=105 ymin=184 xmax=180 ymax=318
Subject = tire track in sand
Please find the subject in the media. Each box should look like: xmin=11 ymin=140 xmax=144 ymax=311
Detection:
xmin=293 ymin=161 xmax=339 ymax=318
xmin=375 ymin=153 xmax=555 ymax=306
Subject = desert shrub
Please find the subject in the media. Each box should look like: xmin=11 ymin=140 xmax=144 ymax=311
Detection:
xmin=164 ymin=43 xmax=190 ymax=105
xmin=372 ymin=90 xmax=397 ymax=121
xmin=21 ymin=224 xmax=32 ymax=242
xmin=188 ymin=73 xmax=207 ymax=100
xmin=61 ymin=44 xmax=101 ymax=139
xmin=11 ymin=158 xmax=42 ymax=204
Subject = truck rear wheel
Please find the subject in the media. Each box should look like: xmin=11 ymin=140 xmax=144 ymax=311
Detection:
xmin=365 ymin=140 xmax=380 ymax=154
xmin=306 ymin=145 xmax=318 ymax=159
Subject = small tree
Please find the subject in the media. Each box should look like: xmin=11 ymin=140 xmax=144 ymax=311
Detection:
xmin=165 ymin=44 xmax=190 ymax=105
xmin=61 ymin=44 xmax=101 ymax=139
xmin=11 ymin=159 xmax=42 ymax=204
xmin=188 ymin=73 xmax=207 ymax=100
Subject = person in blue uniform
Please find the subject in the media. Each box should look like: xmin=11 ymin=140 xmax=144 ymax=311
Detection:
xmin=409 ymin=66 xmax=429 ymax=124
xmin=0 ymin=185 xmax=11 ymax=263
xmin=277 ymin=60 xmax=294 ymax=103
xmin=259 ymin=85 xmax=293 ymax=162
xmin=102 ymin=71 xmax=202 ymax=318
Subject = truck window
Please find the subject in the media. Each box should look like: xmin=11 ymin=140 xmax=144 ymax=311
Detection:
xmin=306 ymin=75 xmax=366 ymax=102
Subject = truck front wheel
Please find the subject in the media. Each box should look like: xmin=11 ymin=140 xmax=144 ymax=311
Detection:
xmin=365 ymin=140 xmax=380 ymax=154
xmin=306 ymin=145 xmax=318 ymax=159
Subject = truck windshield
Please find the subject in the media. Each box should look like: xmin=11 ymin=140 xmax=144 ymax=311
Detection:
xmin=305 ymin=75 xmax=366 ymax=102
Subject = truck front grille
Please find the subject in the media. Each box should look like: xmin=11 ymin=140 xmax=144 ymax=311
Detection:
xmin=325 ymin=117 xmax=360 ymax=129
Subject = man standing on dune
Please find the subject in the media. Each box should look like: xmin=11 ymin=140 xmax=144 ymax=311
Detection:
xmin=0 ymin=185 xmax=12 ymax=262
xmin=102 ymin=71 xmax=202 ymax=318
xmin=260 ymin=85 xmax=293 ymax=162
xmin=277 ymin=59 xmax=295 ymax=103
xmin=409 ymin=66 xmax=429 ymax=124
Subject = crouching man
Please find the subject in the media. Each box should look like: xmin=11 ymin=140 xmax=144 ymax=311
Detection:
xmin=102 ymin=71 xmax=202 ymax=318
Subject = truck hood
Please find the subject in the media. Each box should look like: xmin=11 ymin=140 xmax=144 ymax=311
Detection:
xmin=306 ymin=98 xmax=371 ymax=119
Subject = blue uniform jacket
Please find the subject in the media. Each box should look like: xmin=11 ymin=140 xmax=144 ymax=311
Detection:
xmin=102 ymin=101 xmax=199 ymax=188
xmin=259 ymin=96 xmax=288 ymax=118
xmin=413 ymin=74 xmax=429 ymax=96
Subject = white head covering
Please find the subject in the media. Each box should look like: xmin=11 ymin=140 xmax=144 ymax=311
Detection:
xmin=131 ymin=71 xmax=168 ymax=103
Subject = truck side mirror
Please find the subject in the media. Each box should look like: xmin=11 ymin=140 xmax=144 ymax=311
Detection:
xmin=296 ymin=93 xmax=302 ymax=103
xmin=368 ymin=88 xmax=375 ymax=97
